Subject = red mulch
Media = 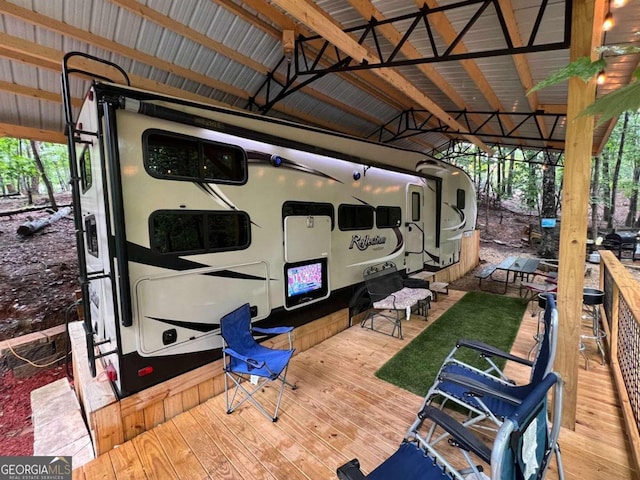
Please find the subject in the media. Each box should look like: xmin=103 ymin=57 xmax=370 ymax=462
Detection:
xmin=0 ymin=366 xmax=68 ymax=456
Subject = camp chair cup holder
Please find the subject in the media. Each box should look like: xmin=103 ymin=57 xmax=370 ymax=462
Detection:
xmin=220 ymin=303 xmax=296 ymax=422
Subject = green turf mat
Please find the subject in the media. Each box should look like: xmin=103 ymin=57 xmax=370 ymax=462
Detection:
xmin=375 ymin=291 xmax=527 ymax=397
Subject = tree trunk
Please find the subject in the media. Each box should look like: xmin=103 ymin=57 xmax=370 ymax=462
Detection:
xmin=17 ymin=207 xmax=71 ymax=236
xmin=590 ymin=155 xmax=601 ymax=240
xmin=506 ymin=152 xmax=515 ymax=196
xmin=601 ymin=150 xmax=611 ymax=225
xmin=30 ymin=140 xmax=58 ymax=210
xmin=626 ymin=162 xmax=640 ymax=227
xmin=538 ymin=154 xmax=558 ymax=258
xmin=608 ymin=111 xmax=629 ymax=229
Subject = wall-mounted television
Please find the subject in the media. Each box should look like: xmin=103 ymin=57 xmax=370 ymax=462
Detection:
xmin=284 ymin=258 xmax=329 ymax=309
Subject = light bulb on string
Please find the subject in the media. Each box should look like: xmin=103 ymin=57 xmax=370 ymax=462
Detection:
xmin=602 ymin=11 xmax=614 ymax=31
xmin=597 ymin=70 xmax=606 ymax=85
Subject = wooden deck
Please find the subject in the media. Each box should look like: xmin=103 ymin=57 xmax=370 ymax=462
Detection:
xmin=72 ymin=290 xmax=637 ymax=479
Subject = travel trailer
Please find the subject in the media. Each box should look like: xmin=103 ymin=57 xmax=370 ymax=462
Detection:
xmin=62 ymin=53 xmax=477 ymax=397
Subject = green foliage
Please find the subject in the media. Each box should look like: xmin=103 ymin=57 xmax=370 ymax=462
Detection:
xmin=528 ymin=43 xmax=640 ymax=123
xmin=0 ymin=138 xmax=69 ymax=193
xmin=527 ymin=57 xmax=607 ymax=95
xmin=582 ymin=81 xmax=640 ymax=125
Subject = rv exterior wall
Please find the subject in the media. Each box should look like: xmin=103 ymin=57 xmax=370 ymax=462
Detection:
xmin=72 ymin=82 xmax=476 ymax=397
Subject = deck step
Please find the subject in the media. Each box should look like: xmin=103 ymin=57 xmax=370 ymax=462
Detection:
xmin=31 ymin=377 xmax=94 ymax=469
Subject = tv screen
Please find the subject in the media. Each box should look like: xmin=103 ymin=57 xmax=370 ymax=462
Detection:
xmin=284 ymin=258 xmax=329 ymax=308
xmin=287 ymin=262 xmax=323 ymax=297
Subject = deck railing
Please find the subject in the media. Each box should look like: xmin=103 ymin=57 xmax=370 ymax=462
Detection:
xmin=600 ymin=250 xmax=640 ymax=472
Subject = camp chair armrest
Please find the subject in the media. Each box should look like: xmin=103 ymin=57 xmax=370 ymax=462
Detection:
xmin=419 ymin=405 xmax=492 ymax=464
xmin=456 ymin=338 xmax=534 ymax=367
xmin=336 ymin=459 xmax=368 ymax=480
xmin=252 ymin=326 xmax=294 ymax=335
xmin=222 ymin=347 xmax=265 ymax=369
xmin=438 ymin=372 xmax=522 ymax=406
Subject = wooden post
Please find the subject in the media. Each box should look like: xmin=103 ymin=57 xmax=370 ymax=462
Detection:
xmin=556 ymin=0 xmax=602 ymax=429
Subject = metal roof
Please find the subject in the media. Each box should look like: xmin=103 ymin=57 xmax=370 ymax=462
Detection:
xmin=0 ymin=0 xmax=638 ymax=162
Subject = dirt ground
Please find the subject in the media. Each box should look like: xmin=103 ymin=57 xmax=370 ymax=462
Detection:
xmin=0 ymin=193 xmax=79 ymax=342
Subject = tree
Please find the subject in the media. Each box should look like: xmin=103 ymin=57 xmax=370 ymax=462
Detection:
xmin=30 ymin=140 xmax=58 ymax=210
xmin=608 ymin=112 xmax=629 ymax=229
xmin=590 ymin=155 xmax=601 ymax=240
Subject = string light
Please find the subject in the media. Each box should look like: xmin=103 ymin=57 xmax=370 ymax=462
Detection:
xmin=613 ymin=0 xmax=626 ymax=7
xmin=602 ymin=11 xmax=614 ymax=31
xmin=597 ymin=70 xmax=606 ymax=85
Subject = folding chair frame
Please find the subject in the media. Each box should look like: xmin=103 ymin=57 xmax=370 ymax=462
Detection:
xmin=221 ymin=304 xmax=297 ymax=422
xmin=338 ymin=373 xmax=565 ymax=480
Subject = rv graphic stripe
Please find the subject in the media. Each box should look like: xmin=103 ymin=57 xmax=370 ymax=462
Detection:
xmin=146 ymin=316 xmax=219 ymax=332
xmin=127 ymin=242 xmax=270 ymax=281
xmin=195 ymin=182 xmax=237 ymax=210
xmin=247 ymin=151 xmax=343 ymax=183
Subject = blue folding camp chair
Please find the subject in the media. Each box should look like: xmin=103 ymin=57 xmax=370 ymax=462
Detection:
xmin=220 ymin=303 xmax=296 ymax=422
xmin=337 ymin=372 xmax=564 ymax=480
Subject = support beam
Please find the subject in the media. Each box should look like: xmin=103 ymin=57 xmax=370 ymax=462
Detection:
xmin=0 ymin=123 xmax=66 ymax=144
xmin=270 ymin=0 xmax=493 ymax=155
xmin=0 ymin=80 xmax=82 ymax=108
xmin=0 ymin=33 xmax=370 ymax=141
xmin=556 ymin=0 xmax=601 ymax=430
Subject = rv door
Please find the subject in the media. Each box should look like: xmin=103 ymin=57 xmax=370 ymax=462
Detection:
xmin=405 ymin=185 xmax=424 ymax=274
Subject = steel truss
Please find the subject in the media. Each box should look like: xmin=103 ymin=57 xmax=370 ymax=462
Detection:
xmin=369 ymin=108 xmax=567 ymax=144
xmin=429 ymin=139 xmax=565 ymax=166
xmin=294 ymin=0 xmax=571 ymax=75
xmin=246 ymin=56 xmax=329 ymax=114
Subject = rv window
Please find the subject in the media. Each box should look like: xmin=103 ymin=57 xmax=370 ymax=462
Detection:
xmin=411 ymin=192 xmax=420 ymax=221
xmin=457 ymin=189 xmax=466 ymax=210
xmin=376 ymin=206 xmax=401 ymax=228
xmin=282 ymin=201 xmax=335 ymax=229
xmin=338 ymin=204 xmax=374 ymax=231
xmin=144 ymin=131 xmax=247 ymax=184
xmin=151 ymin=211 xmax=250 ymax=254
xmin=80 ymin=147 xmax=92 ymax=193
xmin=85 ymin=215 xmax=98 ymax=257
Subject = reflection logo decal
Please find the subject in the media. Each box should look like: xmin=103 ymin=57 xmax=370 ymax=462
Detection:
xmin=349 ymin=234 xmax=387 ymax=251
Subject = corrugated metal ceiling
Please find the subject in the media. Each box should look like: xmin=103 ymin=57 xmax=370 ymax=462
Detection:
xmin=0 ymin=0 xmax=638 ymax=164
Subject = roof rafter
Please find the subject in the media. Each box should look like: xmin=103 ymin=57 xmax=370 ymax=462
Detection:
xmin=294 ymin=0 xmax=571 ymax=72
xmin=233 ymin=0 xmax=440 ymax=150
xmin=0 ymin=34 xmax=368 ymax=137
xmin=108 ymin=0 xmax=399 ymax=145
xmin=0 ymin=79 xmax=82 ymax=108
xmin=0 ymin=28 xmax=376 ymax=142
xmin=0 ymin=123 xmax=66 ymax=144
xmin=271 ymin=0 xmax=493 ymax=154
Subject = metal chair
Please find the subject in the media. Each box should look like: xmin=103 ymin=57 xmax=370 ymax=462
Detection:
xmin=361 ymin=262 xmax=431 ymax=339
xmin=220 ymin=303 xmax=296 ymax=422
xmin=337 ymin=372 xmax=564 ymax=480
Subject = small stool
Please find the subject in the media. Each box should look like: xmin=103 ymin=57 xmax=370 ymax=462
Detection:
xmin=528 ymin=292 xmax=556 ymax=359
xmin=580 ymin=288 xmax=606 ymax=369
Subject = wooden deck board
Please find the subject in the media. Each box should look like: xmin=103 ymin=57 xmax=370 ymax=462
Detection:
xmin=75 ymin=289 xmax=636 ymax=479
